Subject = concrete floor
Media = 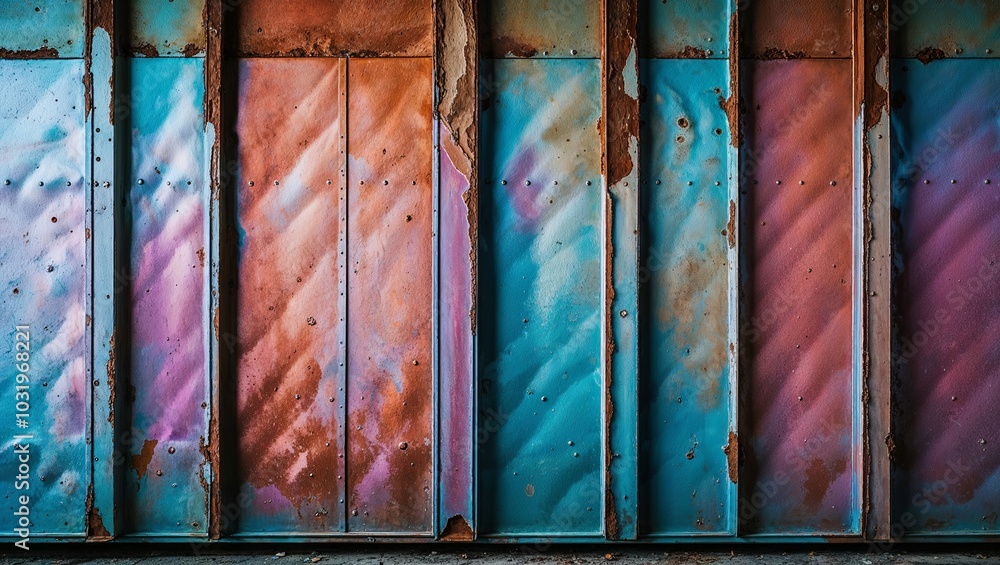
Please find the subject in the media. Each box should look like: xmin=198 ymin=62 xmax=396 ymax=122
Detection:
xmin=0 ymin=546 xmax=998 ymax=564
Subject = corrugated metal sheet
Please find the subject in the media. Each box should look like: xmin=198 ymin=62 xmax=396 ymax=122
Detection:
xmin=0 ymin=0 xmax=997 ymax=546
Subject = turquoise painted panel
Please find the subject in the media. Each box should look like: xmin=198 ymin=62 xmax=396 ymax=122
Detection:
xmin=639 ymin=58 xmax=734 ymax=535
xmin=479 ymin=58 xmax=603 ymax=535
xmin=131 ymin=0 xmax=206 ymax=57
xmin=0 ymin=0 xmax=84 ymax=58
xmin=0 ymin=59 xmax=87 ymax=535
xmin=125 ymin=57 xmax=209 ymax=535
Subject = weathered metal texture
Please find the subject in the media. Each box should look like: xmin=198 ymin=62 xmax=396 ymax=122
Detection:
xmin=0 ymin=0 xmax=84 ymax=58
xmin=482 ymin=0 xmax=600 ymax=58
xmin=86 ymin=0 xmax=120 ymax=538
xmin=0 ymin=59 xmax=87 ymax=536
xmin=639 ymin=0 xmax=730 ymax=59
xmin=234 ymin=58 xmax=345 ymax=534
xmin=638 ymin=58 xmax=735 ymax=536
xmin=744 ymin=0 xmax=853 ymax=59
xmin=434 ymin=0 xmax=478 ymax=541
xmin=889 ymin=0 xmax=1000 ymax=61
xmin=890 ymin=59 xmax=1000 ymax=535
xmin=231 ymin=0 xmax=432 ymax=57
xmin=742 ymin=60 xmax=858 ymax=534
xmin=125 ymin=57 xmax=209 ymax=534
xmin=478 ymin=58 xmax=603 ymax=535
xmin=603 ymin=0 xmax=640 ymax=541
xmin=346 ymin=57 xmax=434 ymax=534
xmin=856 ymin=0 xmax=892 ymax=543
xmin=129 ymin=0 xmax=206 ymax=57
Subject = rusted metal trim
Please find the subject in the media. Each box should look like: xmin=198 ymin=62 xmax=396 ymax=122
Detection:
xmin=433 ymin=0 xmax=478 ymax=540
xmin=204 ymin=0 xmax=223 ymax=541
xmin=0 ymin=46 xmax=61 ymax=59
xmin=602 ymin=0 xmax=640 ymax=541
xmin=728 ymin=0 xmax=745 ymax=538
xmin=855 ymin=0 xmax=892 ymax=544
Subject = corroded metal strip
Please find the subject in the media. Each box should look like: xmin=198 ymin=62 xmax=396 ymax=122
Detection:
xmin=855 ymin=0 xmax=892 ymax=544
xmin=86 ymin=0 xmax=119 ymax=541
xmin=434 ymin=0 xmax=478 ymax=541
xmin=231 ymin=0 xmax=432 ymax=58
xmin=602 ymin=0 xmax=640 ymax=541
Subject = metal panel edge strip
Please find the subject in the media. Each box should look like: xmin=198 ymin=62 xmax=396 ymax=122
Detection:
xmin=726 ymin=0 xmax=741 ymax=539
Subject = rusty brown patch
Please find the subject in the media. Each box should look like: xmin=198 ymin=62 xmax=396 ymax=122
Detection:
xmin=914 ymin=46 xmax=946 ymax=64
xmin=721 ymin=9 xmax=741 ymax=149
xmin=106 ymin=329 xmax=116 ymax=425
xmin=724 ymin=431 xmax=739 ymax=484
xmin=132 ymin=42 xmax=159 ymax=57
xmin=0 ymin=46 xmax=59 ymax=59
xmin=753 ymin=47 xmax=806 ymax=60
xmin=727 ymin=200 xmax=737 ymax=248
xmin=196 ymin=247 xmax=206 ymax=267
xmin=182 ymin=42 xmax=201 ymax=57
xmin=490 ymin=36 xmax=538 ymax=58
xmin=130 ymin=439 xmax=158 ymax=479
xmin=441 ymin=514 xmax=474 ymax=540
xmin=674 ymin=45 xmax=710 ymax=59
xmin=85 ymin=485 xmax=111 ymax=539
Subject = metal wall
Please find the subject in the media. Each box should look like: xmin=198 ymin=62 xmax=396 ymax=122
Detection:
xmin=0 ymin=0 xmax=997 ymax=544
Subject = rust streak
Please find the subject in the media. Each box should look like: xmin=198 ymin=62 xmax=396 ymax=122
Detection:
xmin=440 ymin=514 xmax=474 ymax=541
xmin=106 ymin=329 xmax=116 ymax=425
xmin=721 ymin=8 xmax=741 ymax=149
xmin=752 ymin=47 xmax=806 ymax=60
xmin=182 ymin=42 xmax=201 ymax=57
xmin=85 ymin=484 xmax=111 ymax=540
xmin=914 ymin=46 xmax=946 ymax=65
xmin=673 ymin=45 xmax=710 ymax=59
xmin=130 ymin=439 xmax=158 ymax=480
xmin=132 ymin=42 xmax=159 ymax=58
xmin=0 ymin=47 xmax=59 ymax=58
xmin=724 ymin=431 xmax=739 ymax=484
xmin=727 ymin=199 xmax=737 ymax=248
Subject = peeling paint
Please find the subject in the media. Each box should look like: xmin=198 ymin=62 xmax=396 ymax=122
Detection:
xmin=130 ymin=439 xmax=158 ymax=480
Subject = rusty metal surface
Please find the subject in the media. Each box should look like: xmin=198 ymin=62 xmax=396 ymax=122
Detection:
xmin=234 ymin=58 xmax=345 ymax=534
xmin=744 ymin=0 xmax=853 ymax=59
xmin=639 ymin=58 xmax=734 ymax=536
xmin=478 ymin=58 xmax=603 ymax=536
xmin=130 ymin=0 xmax=206 ymax=57
xmin=0 ymin=0 xmax=84 ymax=58
xmin=0 ymin=59 xmax=87 ymax=536
xmin=890 ymin=0 xmax=1000 ymax=60
xmin=125 ymin=57 xmax=209 ymax=534
xmin=231 ymin=0 xmax=432 ymax=57
xmin=639 ymin=0 xmax=730 ymax=59
xmin=482 ymin=0 xmax=600 ymax=58
xmin=346 ymin=57 xmax=434 ymax=534
xmin=891 ymin=59 xmax=1000 ymax=535
xmin=742 ymin=59 xmax=857 ymax=534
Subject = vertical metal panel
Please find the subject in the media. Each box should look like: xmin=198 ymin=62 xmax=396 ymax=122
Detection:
xmin=124 ymin=57 xmax=209 ymax=535
xmin=639 ymin=58 xmax=735 ymax=536
xmin=233 ymin=58 xmax=345 ymax=534
xmin=0 ymin=1 xmax=84 ymax=57
xmin=889 ymin=0 xmax=1000 ymax=60
xmin=478 ymin=58 xmax=603 ymax=536
xmin=232 ymin=0 xmax=433 ymax=57
xmin=482 ymin=0 xmax=601 ymax=58
xmin=129 ymin=0 xmax=206 ymax=57
xmin=745 ymin=0 xmax=853 ymax=59
xmin=434 ymin=0 xmax=479 ymax=540
xmin=639 ymin=0 xmax=731 ymax=59
xmin=0 ymin=59 xmax=87 ymax=536
xmin=742 ymin=59 xmax=858 ymax=534
xmin=890 ymin=59 xmax=1000 ymax=535
xmin=346 ymin=57 xmax=434 ymax=534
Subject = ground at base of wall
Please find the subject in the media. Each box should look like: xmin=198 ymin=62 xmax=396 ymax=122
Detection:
xmin=0 ymin=547 xmax=998 ymax=565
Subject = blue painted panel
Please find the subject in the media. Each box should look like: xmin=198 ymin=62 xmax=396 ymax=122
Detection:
xmin=891 ymin=59 xmax=1000 ymax=535
xmin=125 ymin=57 xmax=209 ymax=535
xmin=0 ymin=59 xmax=87 ymax=535
xmin=640 ymin=0 xmax=731 ymax=58
xmin=0 ymin=1 xmax=84 ymax=58
xmin=890 ymin=0 xmax=1000 ymax=59
xmin=131 ymin=0 xmax=206 ymax=57
xmin=639 ymin=58 xmax=734 ymax=535
xmin=479 ymin=58 xmax=603 ymax=535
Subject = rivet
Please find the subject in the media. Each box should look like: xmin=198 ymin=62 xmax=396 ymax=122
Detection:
xmin=383 ymin=179 xmax=389 ymax=185
xmin=326 ymin=179 xmax=332 ymax=185
xmin=412 ymin=359 xmax=419 ymax=365
xmin=924 ymin=179 xmax=930 ymax=184
xmin=39 ymin=181 xmax=44 ymax=186
xmin=360 ymin=180 xmax=365 ymax=185
xmin=168 ymin=446 xmax=176 ymax=454
xmin=988 ymin=49 xmax=993 ymax=54
xmin=951 ymin=179 xmax=957 ymax=184
xmin=798 ymin=396 xmax=803 ymax=401
xmin=586 ymin=180 xmax=592 ymax=186
xmin=775 ymin=180 xmax=781 ymax=185
xmin=573 ymin=452 xmax=579 ymax=457
xmin=273 ymin=180 xmax=279 ymax=185
xmin=248 ymin=181 xmax=254 ymax=186
xmin=309 ymin=473 xmax=314 ymax=477
xmin=405 ymin=214 xmax=412 ymax=222
xmin=623 ymin=181 xmax=628 ymax=186
xmin=830 ymin=181 xmax=837 ymax=186
xmin=411 ymin=180 xmax=416 ymax=185
xmin=541 ymin=396 xmax=548 ymax=402
xmin=655 ymin=180 xmax=661 ymax=185
xmin=3 ymin=180 xmax=9 ymax=185
xmin=951 ymin=396 xmax=957 ymax=401
xmin=985 ymin=179 xmax=991 ymax=184
xmin=103 ymin=182 xmax=110 ymax=187
xmin=715 ymin=181 xmax=721 ymax=186
xmin=398 ymin=442 xmax=408 ymax=450
xmin=307 ymin=316 xmax=317 ymax=326
xmin=619 ymin=309 xmax=627 ymax=317
xmin=166 ymin=181 xmax=171 ymax=186
xmin=156 ymin=470 xmax=162 ymax=476
xmin=138 ymin=178 xmax=145 ymax=185
xmin=524 ymin=180 xmax=531 ymax=186
xmin=66 ymin=181 xmax=71 ymax=186
xmin=295 ymin=394 xmax=300 ymax=399
xmin=798 ymin=180 xmax=804 ymax=185
xmin=553 ymin=180 xmax=558 ymax=185
xmin=570 ymin=49 xmax=578 ymax=55
xmin=687 ymin=181 xmax=693 ymax=186
xmin=501 ymin=180 xmax=507 ymax=185
xmin=568 ymin=441 xmax=574 ymax=446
